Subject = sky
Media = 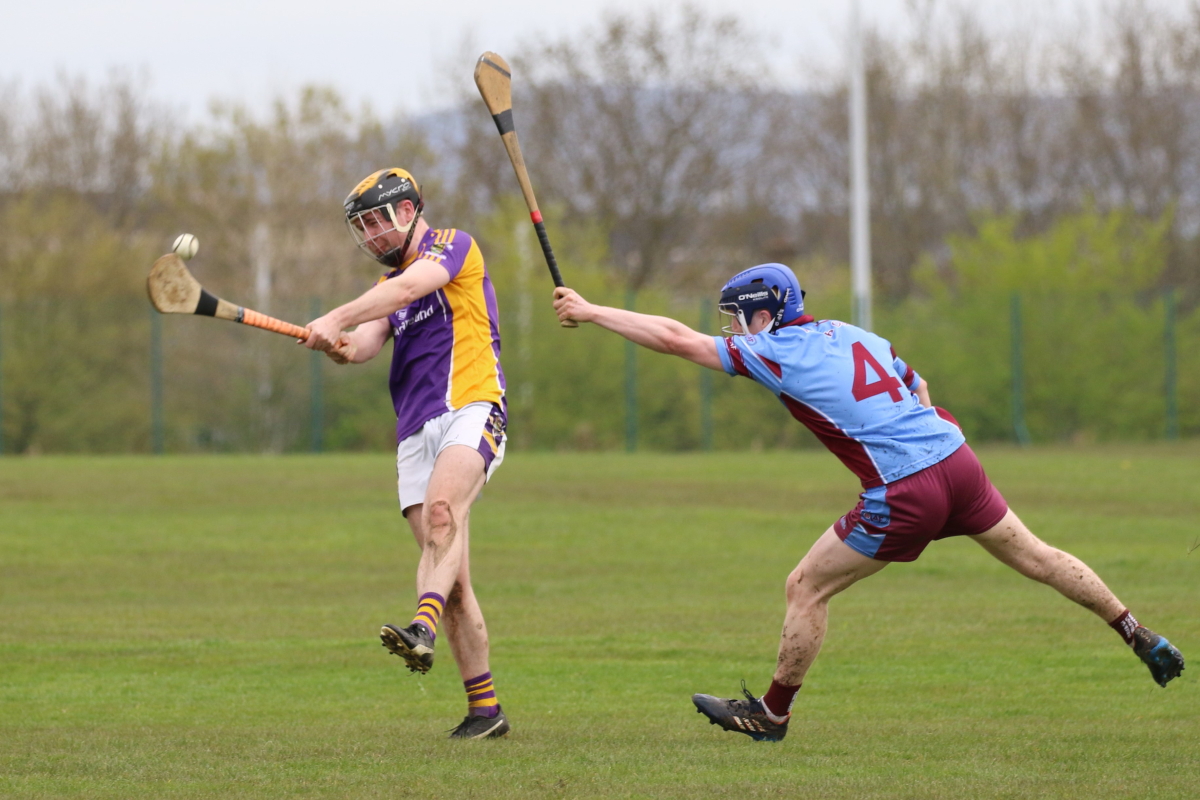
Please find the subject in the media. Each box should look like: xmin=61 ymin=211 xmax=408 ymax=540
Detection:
xmin=2 ymin=0 xmax=1193 ymax=121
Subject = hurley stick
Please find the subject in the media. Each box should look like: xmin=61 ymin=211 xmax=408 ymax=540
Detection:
xmin=147 ymin=253 xmax=310 ymax=340
xmin=474 ymin=51 xmax=577 ymax=328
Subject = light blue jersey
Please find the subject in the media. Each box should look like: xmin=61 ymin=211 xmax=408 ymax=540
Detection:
xmin=715 ymin=316 xmax=965 ymax=487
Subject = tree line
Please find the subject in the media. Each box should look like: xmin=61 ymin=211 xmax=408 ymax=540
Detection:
xmin=0 ymin=1 xmax=1195 ymax=453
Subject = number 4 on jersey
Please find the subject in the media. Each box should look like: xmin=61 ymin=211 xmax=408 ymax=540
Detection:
xmin=851 ymin=342 xmax=904 ymax=403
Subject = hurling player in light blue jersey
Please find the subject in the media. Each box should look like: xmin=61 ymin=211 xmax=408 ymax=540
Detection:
xmin=553 ymin=264 xmax=1183 ymax=743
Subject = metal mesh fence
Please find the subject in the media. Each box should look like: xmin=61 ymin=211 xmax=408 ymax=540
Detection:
xmin=0 ymin=287 xmax=1193 ymax=455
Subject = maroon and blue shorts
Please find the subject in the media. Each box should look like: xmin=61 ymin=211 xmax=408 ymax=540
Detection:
xmin=834 ymin=443 xmax=1008 ymax=562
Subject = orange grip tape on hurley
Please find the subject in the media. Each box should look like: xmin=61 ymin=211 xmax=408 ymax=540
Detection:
xmin=241 ymin=308 xmax=310 ymax=340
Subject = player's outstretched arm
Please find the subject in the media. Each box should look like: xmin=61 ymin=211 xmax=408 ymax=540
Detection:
xmin=553 ymin=287 xmax=722 ymax=370
xmin=304 ymin=260 xmax=450 ymax=352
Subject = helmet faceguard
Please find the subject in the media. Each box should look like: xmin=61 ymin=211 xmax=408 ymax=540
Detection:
xmin=718 ymin=263 xmax=806 ymax=335
xmin=343 ymin=168 xmax=424 ymax=268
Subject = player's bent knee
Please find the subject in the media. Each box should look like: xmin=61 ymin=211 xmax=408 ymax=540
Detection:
xmin=424 ymin=500 xmax=457 ymax=544
xmin=784 ymin=564 xmax=825 ymax=607
xmin=427 ymin=498 xmax=453 ymax=528
xmin=977 ymin=514 xmax=1054 ymax=577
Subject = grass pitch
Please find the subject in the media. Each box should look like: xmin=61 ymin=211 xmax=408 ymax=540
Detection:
xmin=1 ymin=446 xmax=1197 ymax=798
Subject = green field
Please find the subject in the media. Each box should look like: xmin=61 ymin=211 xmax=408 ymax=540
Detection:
xmin=1 ymin=447 xmax=1197 ymax=799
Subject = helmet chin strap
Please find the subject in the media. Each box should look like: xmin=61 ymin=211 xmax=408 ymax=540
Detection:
xmin=775 ymin=288 xmax=791 ymax=330
xmin=384 ymin=200 xmax=425 ymax=267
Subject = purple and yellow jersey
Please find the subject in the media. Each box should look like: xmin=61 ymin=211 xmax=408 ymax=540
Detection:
xmin=383 ymin=228 xmax=506 ymax=442
xmin=715 ymin=317 xmax=964 ymax=488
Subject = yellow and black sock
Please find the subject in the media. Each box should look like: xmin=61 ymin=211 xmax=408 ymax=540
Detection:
xmin=465 ymin=672 xmax=499 ymax=718
xmin=412 ymin=592 xmax=445 ymax=641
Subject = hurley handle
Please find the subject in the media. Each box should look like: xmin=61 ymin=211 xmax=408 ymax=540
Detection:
xmin=475 ymin=51 xmax=577 ymax=328
xmin=240 ymin=308 xmax=309 ymax=340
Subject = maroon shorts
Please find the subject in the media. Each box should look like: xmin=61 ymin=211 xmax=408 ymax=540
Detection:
xmin=834 ymin=444 xmax=1008 ymax=562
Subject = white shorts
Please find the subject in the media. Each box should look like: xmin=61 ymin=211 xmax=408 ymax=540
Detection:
xmin=396 ymin=401 xmax=506 ymax=514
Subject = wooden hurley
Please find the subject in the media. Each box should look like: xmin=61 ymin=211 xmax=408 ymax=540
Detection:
xmin=474 ymin=51 xmax=577 ymax=328
xmin=147 ymin=253 xmax=310 ymax=340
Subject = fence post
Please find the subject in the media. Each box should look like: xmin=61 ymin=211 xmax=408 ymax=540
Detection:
xmin=1010 ymin=292 xmax=1032 ymax=446
xmin=310 ymin=297 xmax=324 ymax=453
xmin=624 ymin=288 xmax=638 ymax=453
xmin=0 ymin=301 xmax=4 ymax=455
xmin=699 ymin=296 xmax=713 ymax=451
xmin=1164 ymin=287 xmax=1179 ymax=441
xmin=150 ymin=306 xmax=164 ymax=454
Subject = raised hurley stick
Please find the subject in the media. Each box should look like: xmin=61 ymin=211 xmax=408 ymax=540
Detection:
xmin=147 ymin=253 xmax=309 ymax=340
xmin=473 ymin=51 xmax=577 ymax=328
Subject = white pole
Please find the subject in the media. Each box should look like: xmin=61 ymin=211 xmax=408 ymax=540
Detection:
xmin=253 ymin=220 xmax=272 ymax=317
xmin=252 ymin=220 xmax=277 ymax=450
xmin=850 ymin=0 xmax=873 ymax=331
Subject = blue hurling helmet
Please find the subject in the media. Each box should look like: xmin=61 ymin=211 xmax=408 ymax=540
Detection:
xmin=718 ymin=263 xmax=805 ymax=335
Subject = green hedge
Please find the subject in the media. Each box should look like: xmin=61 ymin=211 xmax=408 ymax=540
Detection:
xmin=0 ymin=207 xmax=1193 ymax=453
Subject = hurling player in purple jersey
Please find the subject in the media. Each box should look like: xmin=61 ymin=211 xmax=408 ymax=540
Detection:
xmin=303 ymin=169 xmax=510 ymax=740
xmin=553 ymin=263 xmax=1183 ymax=743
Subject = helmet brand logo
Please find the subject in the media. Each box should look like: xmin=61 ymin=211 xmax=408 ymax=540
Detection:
xmin=378 ymin=180 xmax=412 ymax=199
xmin=738 ymin=291 xmax=769 ymax=301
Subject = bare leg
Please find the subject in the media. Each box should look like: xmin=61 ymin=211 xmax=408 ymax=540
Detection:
xmin=443 ymin=527 xmax=491 ymax=680
xmin=774 ymin=526 xmax=890 ymax=686
xmin=407 ymin=507 xmax=490 ymax=680
xmin=969 ymin=509 xmax=1124 ymax=622
xmin=415 ymin=445 xmax=487 ymax=602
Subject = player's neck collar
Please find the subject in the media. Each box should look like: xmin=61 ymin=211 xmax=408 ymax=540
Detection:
xmin=776 ymin=314 xmax=815 ymax=330
xmin=398 ymin=227 xmax=436 ymax=270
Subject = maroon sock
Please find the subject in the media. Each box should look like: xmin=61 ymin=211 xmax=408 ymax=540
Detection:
xmin=762 ymin=679 xmax=801 ymax=718
xmin=1109 ymin=609 xmax=1139 ymax=646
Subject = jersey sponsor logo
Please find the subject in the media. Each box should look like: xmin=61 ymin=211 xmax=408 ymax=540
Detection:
xmin=393 ymin=303 xmax=436 ymax=336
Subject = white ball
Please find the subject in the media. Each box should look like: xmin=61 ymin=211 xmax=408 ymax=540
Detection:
xmin=173 ymin=233 xmax=199 ymax=261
